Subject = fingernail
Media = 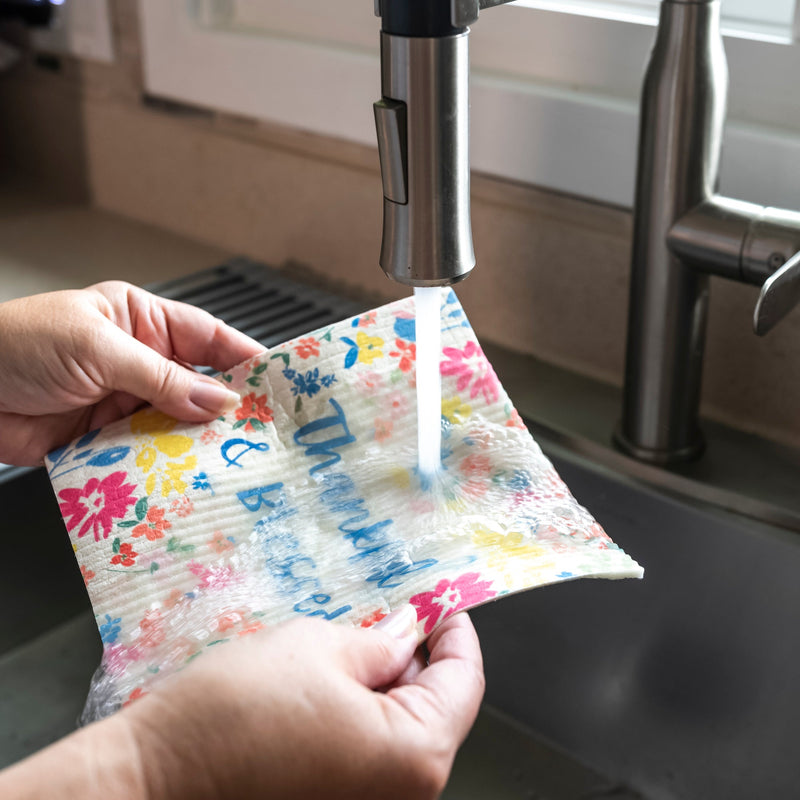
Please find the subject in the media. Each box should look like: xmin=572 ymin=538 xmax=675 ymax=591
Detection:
xmin=190 ymin=378 xmax=240 ymax=414
xmin=374 ymin=605 xmax=418 ymax=639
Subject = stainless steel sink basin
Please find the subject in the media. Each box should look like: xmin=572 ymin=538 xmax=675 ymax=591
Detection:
xmin=3 ymin=439 xmax=799 ymax=799
xmin=467 ymin=439 xmax=800 ymax=800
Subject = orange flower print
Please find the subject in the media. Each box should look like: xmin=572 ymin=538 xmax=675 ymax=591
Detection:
xmin=200 ymin=429 xmax=224 ymax=445
xmin=374 ymin=417 xmax=393 ymax=443
xmin=80 ymin=565 xmax=95 ymax=585
xmin=208 ymin=530 xmax=235 ymax=553
xmin=359 ymin=609 xmax=387 ymax=628
xmin=123 ymin=687 xmax=148 ymax=707
xmin=234 ymin=392 xmax=273 ymax=432
xmin=132 ymin=506 xmax=171 ymax=541
xmin=217 ymin=609 xmax=247 ymax=633
xmin=237 ymin=620 xmax=265 ymax=638
xmin=169 ymin=496 xmax=194 ymax=518
xmin=138 ymin=609 xmax=166 ymax=648
xmin=355 ymin=311 xmax=377 ymax=327
xmin=294 ymin=337 xmax=320 ymax=359
xmin=164 ymin=589 xmax=185 ymax=609
xmin=505 ymin=408 xmax=526 ymax=430
xmin=111 ymin=542 xmax=138 ymax=567
xmin=389 ymin=338 xmax=416 ymax=373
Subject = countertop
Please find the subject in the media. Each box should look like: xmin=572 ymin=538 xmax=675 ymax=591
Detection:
xmin=0 ymin=182 xmax=229 ymax=302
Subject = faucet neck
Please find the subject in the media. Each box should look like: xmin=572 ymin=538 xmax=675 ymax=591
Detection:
xmin=616 ymin=0 xmax=727 ymax=464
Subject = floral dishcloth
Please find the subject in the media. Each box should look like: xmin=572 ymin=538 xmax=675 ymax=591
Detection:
xmin=46 ymin=288 xmax=643 ymax=719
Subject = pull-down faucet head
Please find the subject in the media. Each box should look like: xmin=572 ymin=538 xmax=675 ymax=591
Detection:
xmin=373 ymin=1 xmax=511 ymax=286
xmin=373 ymin=0 xmax=473 ymax=286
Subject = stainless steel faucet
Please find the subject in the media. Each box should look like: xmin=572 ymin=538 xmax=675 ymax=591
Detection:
xmin=372 ymin=0 xmax=510 ymax=286
xmin=615 ymin=0 xmax=800 ymax=464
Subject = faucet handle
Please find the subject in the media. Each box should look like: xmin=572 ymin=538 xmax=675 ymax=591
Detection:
xmin=754 ymin=250 xmax=800 ymax=335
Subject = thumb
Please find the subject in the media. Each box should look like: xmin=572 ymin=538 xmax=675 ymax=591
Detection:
xmin=337 ymin=605 xmax=420 ymax=690
xmin=102 ymin=324 xmax=241 ymax=421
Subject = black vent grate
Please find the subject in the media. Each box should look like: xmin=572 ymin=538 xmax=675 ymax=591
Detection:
xmin=0 ymin=258 xmax=366 ymax=481
xmin=149 ymin=257 xmax=366 ymax=349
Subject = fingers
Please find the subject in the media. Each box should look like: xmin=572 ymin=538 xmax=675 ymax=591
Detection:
xmin=92 ymin=282 xmax=264 ymax=371
xmin=385 ymin=647 xmax=427 ymax=690
xmin=388 ymin=613 xmax=485 ymax=745
xmin=100 ymin=323 xmax=242 ymax=421
xmin=333 ymin=606 xmax=420 ymax=690
xmin=0 ymin=408 xmax=90 ymax=466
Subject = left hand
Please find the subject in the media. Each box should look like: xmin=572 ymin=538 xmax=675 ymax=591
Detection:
xmin=0 ymin=281 xmax=263 ymax=466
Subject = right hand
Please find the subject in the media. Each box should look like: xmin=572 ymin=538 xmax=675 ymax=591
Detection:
xmin=126 ymin=608 xmax=484 ymax=800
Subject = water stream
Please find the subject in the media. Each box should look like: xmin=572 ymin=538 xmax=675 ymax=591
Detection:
xmin=414 ymin=286 xmax=443 ymax=478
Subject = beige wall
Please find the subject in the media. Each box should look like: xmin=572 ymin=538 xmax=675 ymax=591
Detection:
xmin=1 ymin=0 xmax=799 ymax=448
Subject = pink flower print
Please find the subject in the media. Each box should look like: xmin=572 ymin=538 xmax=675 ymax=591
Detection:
xmin=389 ymin=338 xmax=416 ymax=372
xmin=374 ymin=417 xmax=393 ymax=443
xmin=440 ymin=341 xmax=500 ymax=405
xmin=188 ymin=560 xmax=238 ymax=591
xmin=201 ymin=429 xmax=224 ymax=445
xmin=410 ymin=573 xmax=497 ymax=634
xmin=132 ymin=506 xmax=171 ymax=541
xmin=104 ymin=643 xmax=144 ymax=676
xmin=170 ymin=496 xmax=194 ymax=518
xmin=59 ymin=471 xmax=137 ymax=542
xmin=80 ymin=565 xmax=95 ymax=585
xmin=460 ymin=453 xmax=492 ymax=478
xmin=294 ymin=337 xmax=321 ymax=359
xmin=355 ymin=371 xmax=384 ymax=397
xmin=462 ymin=478 xmax=489 ymax=501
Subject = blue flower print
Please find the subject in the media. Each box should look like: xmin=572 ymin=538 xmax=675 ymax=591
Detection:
xmin=192 ymin=472 xmax=215 ymax=496
xmin=284 ymin=367 xmax=336 ymax=397
xmin=99 ymin=614 xmax=122 ymax=644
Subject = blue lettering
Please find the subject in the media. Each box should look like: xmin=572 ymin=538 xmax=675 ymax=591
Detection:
xmin=221 ymin=438 xmax=269 ymax=468
xmin=237 ymin=482 xmax=284 ymax=512
xmin=365 ymin=558 xmax=439 ymax=589
xmin=293 ymin=593 xmax=352 ymax=621
xmin=293 ymin=399 xmax=356 ymax=474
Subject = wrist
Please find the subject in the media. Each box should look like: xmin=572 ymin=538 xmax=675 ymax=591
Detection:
xmin=123 ymin=690 xmax=229 ymax=800
xmin=0 ymin=713 xmax=150 ymax=800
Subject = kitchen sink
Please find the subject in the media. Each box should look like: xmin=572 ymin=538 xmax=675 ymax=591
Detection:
xmin=2 ymin=260 xmax=799 ymax=799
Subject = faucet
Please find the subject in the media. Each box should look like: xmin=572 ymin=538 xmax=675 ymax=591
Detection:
xmin=615 ymin=0 xmax=800 ymax=464
xmin=372 ymin=0 xmax=510 ymax=287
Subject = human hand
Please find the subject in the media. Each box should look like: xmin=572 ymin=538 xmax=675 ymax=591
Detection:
xmin=0 ymin=281 xmax=263 ymax=466
xmin=126 ymin=609 xmax=484 ymax=800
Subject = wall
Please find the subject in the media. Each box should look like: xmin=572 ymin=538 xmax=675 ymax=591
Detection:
xmin=0 ymin=0 xmax=798 ymax=448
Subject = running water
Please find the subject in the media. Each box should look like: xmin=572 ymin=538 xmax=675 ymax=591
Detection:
xmin=414 ymin=286 xmax=443 ymax=478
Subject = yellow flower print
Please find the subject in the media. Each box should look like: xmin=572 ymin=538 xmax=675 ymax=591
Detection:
xmin=442 ymin=396 xmax=472 ymax=425
xmin=356 ymin=331 xmax=384 ymax=365
xmin=472 ymin=525 xmax=555 ymax=589
xmin=160 ymin=456 xmax=198 ymax=498
xmin=132 ymin=409 xmax=195 ymax=498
